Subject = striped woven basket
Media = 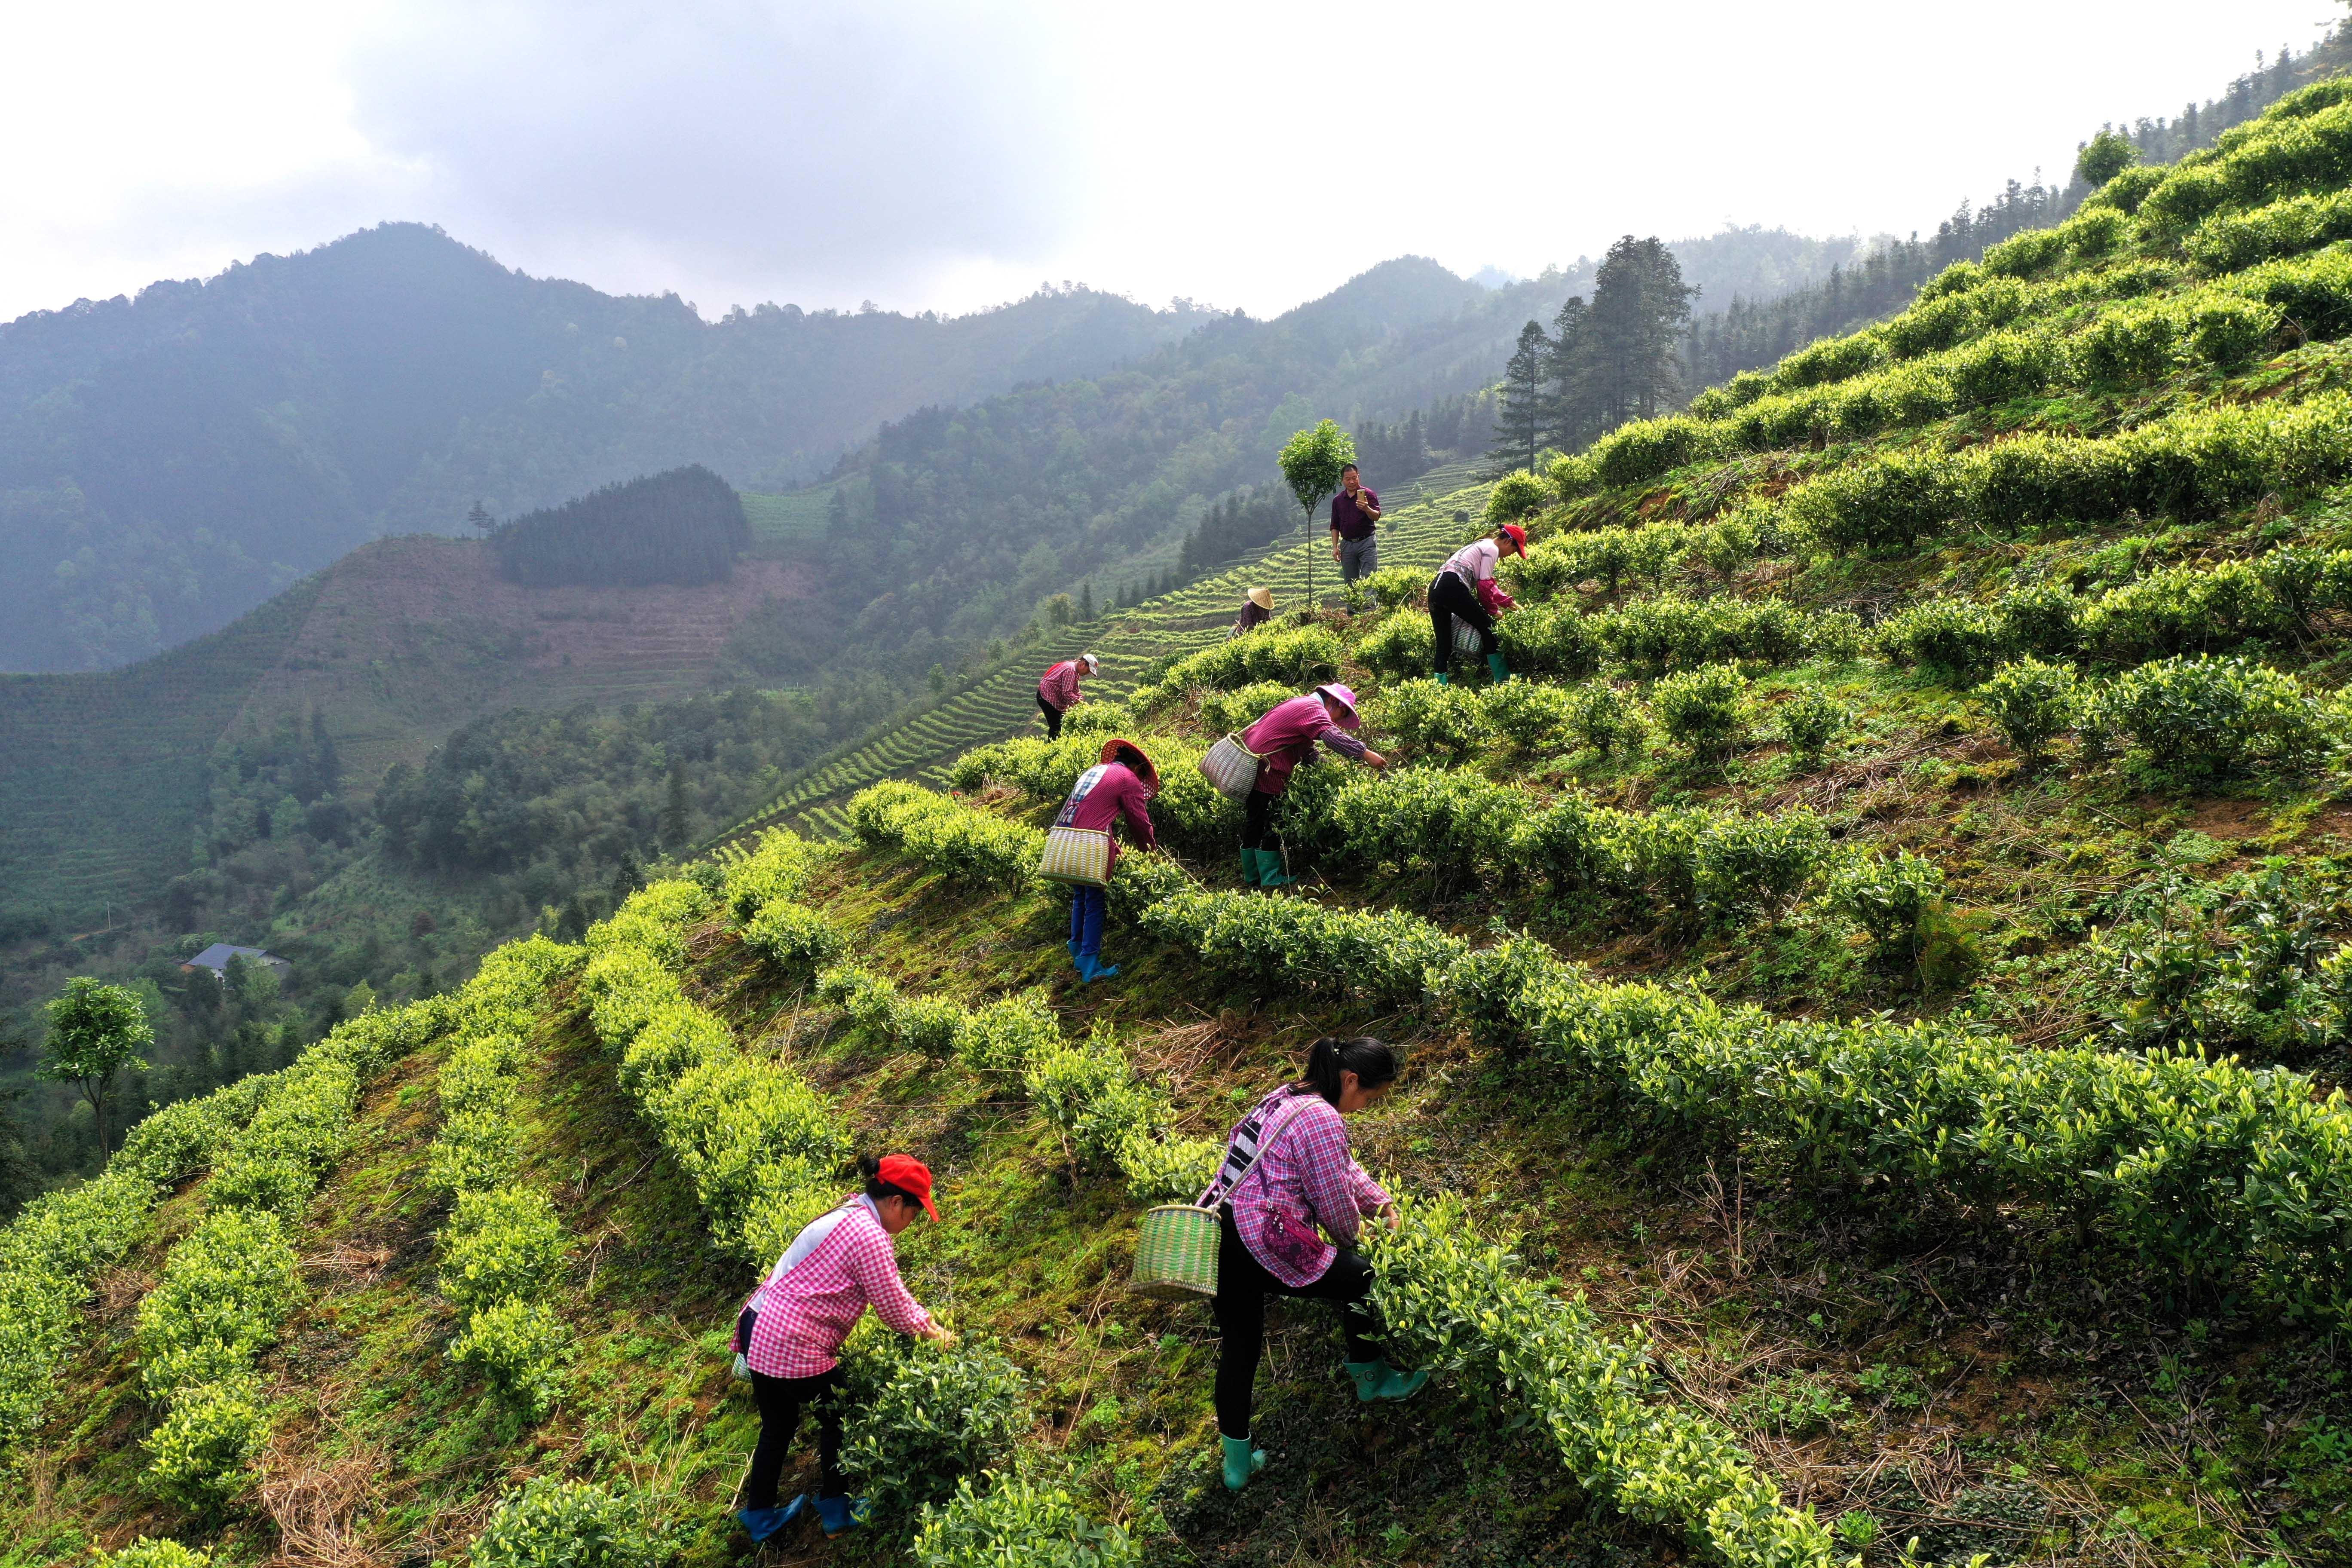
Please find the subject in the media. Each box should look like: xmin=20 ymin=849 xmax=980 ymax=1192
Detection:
xmin=1037 ymin=826 xmax=1113 ymax=887
xmin=1130 ymin=1204 xmax=1220 ymax=1300
xmin=1197 ymin=734 xmax=1263 ymax=802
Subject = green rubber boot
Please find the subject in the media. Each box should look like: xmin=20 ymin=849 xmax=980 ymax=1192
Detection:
xmin=1221 ymin=1434 xmax=1268 ymax=1491
xmin=1346 ymin=1358 xmax=1431 ymax=1402
xmin=1433 ymin=670 xmax=1449 ymax=686
xmin=1253 ymin=848 xmax=1296 ymax=888
xmin=1238 ymin=847 xmax=1262 ymax=888
xmin=1485 ymin=652 xmax=1511 ymax=684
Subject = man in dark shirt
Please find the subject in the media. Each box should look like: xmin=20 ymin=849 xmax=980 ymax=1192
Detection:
xmin=1328 ymin=464 xmax=1382 ymax=603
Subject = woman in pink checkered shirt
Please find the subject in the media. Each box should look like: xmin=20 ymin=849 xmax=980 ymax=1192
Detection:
xmin=733 ymin=1153 xmax=953 ymax=1544
xmin=1205 ymin=1037 xmax=1429 ymax=1493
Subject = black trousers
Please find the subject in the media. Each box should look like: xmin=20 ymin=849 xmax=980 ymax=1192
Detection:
xmin=1429 ymin=570 xmax=1494 ymax=677
xmin=1242 ymin=787 xmax=1278 ymax=853
xmin=1038 ymin=693 xmax=1064 ymax=739
xmin=746 ymin=1366 xmax=846 ymax=1507
xmin=1211 ymin=1209 xmax=1383 ymax=1439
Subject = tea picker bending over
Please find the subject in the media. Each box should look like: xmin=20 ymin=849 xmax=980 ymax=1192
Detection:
xmin=1228 ymin=585 xmax=1275 ymax=640
xmin=1036 ymin=652 xmax=1098 ymax=740
xmin=1429 ymin=522 xmax=1526 ymax=685
xmin=1236 ymin=683 xmax=1386 ymax=889
xmin=734 ymin=1154 xmax=954 ymax=1544
xmin=1051 ymin=738 xmax=1158 ymax=983
xmin=1207 ymin=1037 xmax=1427 ymax=1491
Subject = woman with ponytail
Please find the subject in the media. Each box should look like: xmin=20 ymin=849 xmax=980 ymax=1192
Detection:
xmin=1200 ymin=1037 xmax=1426 ymax=1491
xmin=734 ymin=1154 xmax=953 ymax=1544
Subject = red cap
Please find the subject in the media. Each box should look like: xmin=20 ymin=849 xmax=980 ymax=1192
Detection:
xmin=1500 ymin=523 xmax=1528 ymax=557
xmin=877 ymin=1153 xmax=938 ymax=1220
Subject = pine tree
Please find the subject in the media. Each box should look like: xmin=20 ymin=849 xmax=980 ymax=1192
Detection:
xmin=1400 ymin=408 xmax=1426 ymax=474
xmin=1544 ymin=296 xmax=1598 ymax=454
xmin=827 ymin=487 xmax=851 ymax=533
xmin=1080 ymin=581 xmax=1095 ymax=621
xmin=1486 ymin=320 xmax=1552 ymax=475
xmin=1587 ymin=236 xmax=1696 ymax=429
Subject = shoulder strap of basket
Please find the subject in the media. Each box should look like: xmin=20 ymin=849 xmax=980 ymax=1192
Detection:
xmin=1198 ymin=1093 xmax=1317 ymax=1209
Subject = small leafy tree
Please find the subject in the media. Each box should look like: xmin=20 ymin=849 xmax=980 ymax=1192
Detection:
xmin=1485 ymin=471 xmax=1547 ymax=524
xmin=1977 ymin=658 xmax=2078 ymax=760
xmin=1278 ymin=419 xmax=1356 ymax=608
xmin=40 ymin=977 xmax=151 ymax=1157
xmin=2074 ymin=128 xmax=2139 ymax=190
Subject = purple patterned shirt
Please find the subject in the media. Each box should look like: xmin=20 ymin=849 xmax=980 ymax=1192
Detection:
xmin=1206 ymin=1087 xmax=1391 ymax=1288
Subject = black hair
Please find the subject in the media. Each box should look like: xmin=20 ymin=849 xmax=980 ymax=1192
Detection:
xmin=1291 ymin=1036 xmax=1398 ymax=1105
xmin=1111 ymin=742 xmax=1155 ymax=781
xmin=859 ymin=1153 xmax=923 ymax=1211
xmin=1341 ymin=462 xmax=1360 ymax=475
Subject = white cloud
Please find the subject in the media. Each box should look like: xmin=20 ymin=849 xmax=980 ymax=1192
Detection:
xmin=0 ymin=0 xmax=2336 ymax=324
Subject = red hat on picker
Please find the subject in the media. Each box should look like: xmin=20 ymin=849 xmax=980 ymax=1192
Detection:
xmin=877 ymin=1153 xmax=939 ymax=1220
xmin=1499 ymin=522 xmax=1528 ymax=557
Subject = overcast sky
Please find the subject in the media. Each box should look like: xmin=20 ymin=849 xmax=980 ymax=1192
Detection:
xmin=1 ymin=0 xmax=2337 ymax=325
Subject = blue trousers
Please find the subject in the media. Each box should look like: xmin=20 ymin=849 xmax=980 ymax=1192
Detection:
xmin=1068 ymin=885 xmax=1108 ymax=959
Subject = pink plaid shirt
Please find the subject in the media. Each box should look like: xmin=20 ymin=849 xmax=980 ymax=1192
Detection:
xmin=741 ymin=1198 xmax=936 ymax=1377
xmin=1208 ymin=1088 xmax=1391 ymax=1288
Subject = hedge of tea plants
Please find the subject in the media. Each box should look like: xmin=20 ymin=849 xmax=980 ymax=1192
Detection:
xmin=423 ymin=937 xmax=582 ymax=1418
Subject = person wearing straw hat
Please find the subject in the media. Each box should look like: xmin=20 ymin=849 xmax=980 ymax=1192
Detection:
xmin=1036 ymin=652 xmax=1099 ymax=740
xmin=1430 ymin=522 xmax=1527 ymax=686
xmin=1235 ymin=684 xmax=1386 ymax=888
xmin=1204 ymin=1036 xmax=1426 ymax=1492
xmin=734 ymin=1154 xmax=954 ymax=1544
xmin=1227 ymin=586 xmax=1275 ymax=640
xmin=1052 ymin=738 xmax=1158 ymax=983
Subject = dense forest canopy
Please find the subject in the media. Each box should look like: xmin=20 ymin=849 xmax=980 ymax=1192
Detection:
xmin=490 ymin=464 xmax=750 ymax=587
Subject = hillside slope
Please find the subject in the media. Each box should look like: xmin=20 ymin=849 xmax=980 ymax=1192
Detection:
xmin=0 ymin=533 xmax=824 ymax=930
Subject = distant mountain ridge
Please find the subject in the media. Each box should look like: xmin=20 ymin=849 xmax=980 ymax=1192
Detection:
xmin=0 ymin=223 xmax=1209 ymax=674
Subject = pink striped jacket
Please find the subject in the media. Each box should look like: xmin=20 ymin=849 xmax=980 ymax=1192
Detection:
xmin=740 ymin=1197 xmax=936 ymax=1378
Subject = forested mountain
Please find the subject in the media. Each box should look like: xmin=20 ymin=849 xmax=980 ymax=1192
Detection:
xmin=0 ymin=224 xmax=1209 ymax=673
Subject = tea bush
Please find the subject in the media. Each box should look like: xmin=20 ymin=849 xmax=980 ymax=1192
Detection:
xmin=1597 ymin=593 xmax=1814 ymax=676
xmin=1330 ymin=768 xmax=1518 ymax=885
xmin=1479 ymin=680 xmax=1578 ymax=755
xmin=1573 ymin=683 xmax=1645 ymax=755
xmin=1485 ymin=469 xmax=1550 ymax=519
xmin=1651 ymin=663 xmax=1751 ymax=757
xmin=1693 ymin=812 xmax=1833 ymax=920
xmin=1062 ymin=701 xmax=1134 ymax=737
xmin=741 ymin=902 xmax=845 ymax=985
xmin=1828 ymin=850 xmax=1948 ymax=959
xmin=450 ymin=1298 xmax=573 ymax=1419
xmin=842 ymin=1334 xmax=1032 ymax=1514
xmin=0 ymin=1076 xmax=274 ymax=1450
xmin=1872 ymin=598 xmax=2009 ymax=684
xmin=1776 ymin=687 xmax=1845 ymax=760
xmin=1142 ymin=891 xmax=1469 ymax=1008
xmin=915 ymin=1473 xmax=1141 ymax=1568
xmin=1130 ymin=626 xmax=1344 ymax=707
xmin=1586 ymin=415 xmax=1730 ymax=489
xmin=1354 ymin=609 xmax=1436 ymax=680
xmin=1366 ymin=679 xmax=1490 ymax=764
xmin=95 ymin=1542 xmax=212 ymax=1568
xmin=718 ymin=828 xmax=832 ymax=923
xmin=1516 ymin=522 xmax=1694 ymax=599
xmin=1977 ymin=658 xmax=2080 ymax=759
xmin=440 ymin=1186 xmax=568 ymax=1314
xmin=469 ymin=1479 xmax=662 ymax=1568
xmin=1495 ymin=599 xmax=1602 ymax=680
xmin=2095 ymin=655 xmax=2336 ymax=775
xmin=852 ymin=781 xmax=1042 ymax=889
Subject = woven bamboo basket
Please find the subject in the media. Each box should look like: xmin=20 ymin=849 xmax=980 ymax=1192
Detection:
xmin=1130 ymin=1204 xmax=1220 ymax=1300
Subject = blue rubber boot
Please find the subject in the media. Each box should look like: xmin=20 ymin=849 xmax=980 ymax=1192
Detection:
xmin=1221 ymin=1433 xmax=1268 ymax=1491
xmin=1076 ymin=888 xmax=1115 ymax=981
xmin=815 ymin=1494 xmax=872 ymax=1536
xmin=738 ymin=1498 xmax=797 ymax=1542
xmin=1486 ymin=652 xmax=1511 ymax=684
xmin=1068 ymin=890 xmax=1083 ymax=964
